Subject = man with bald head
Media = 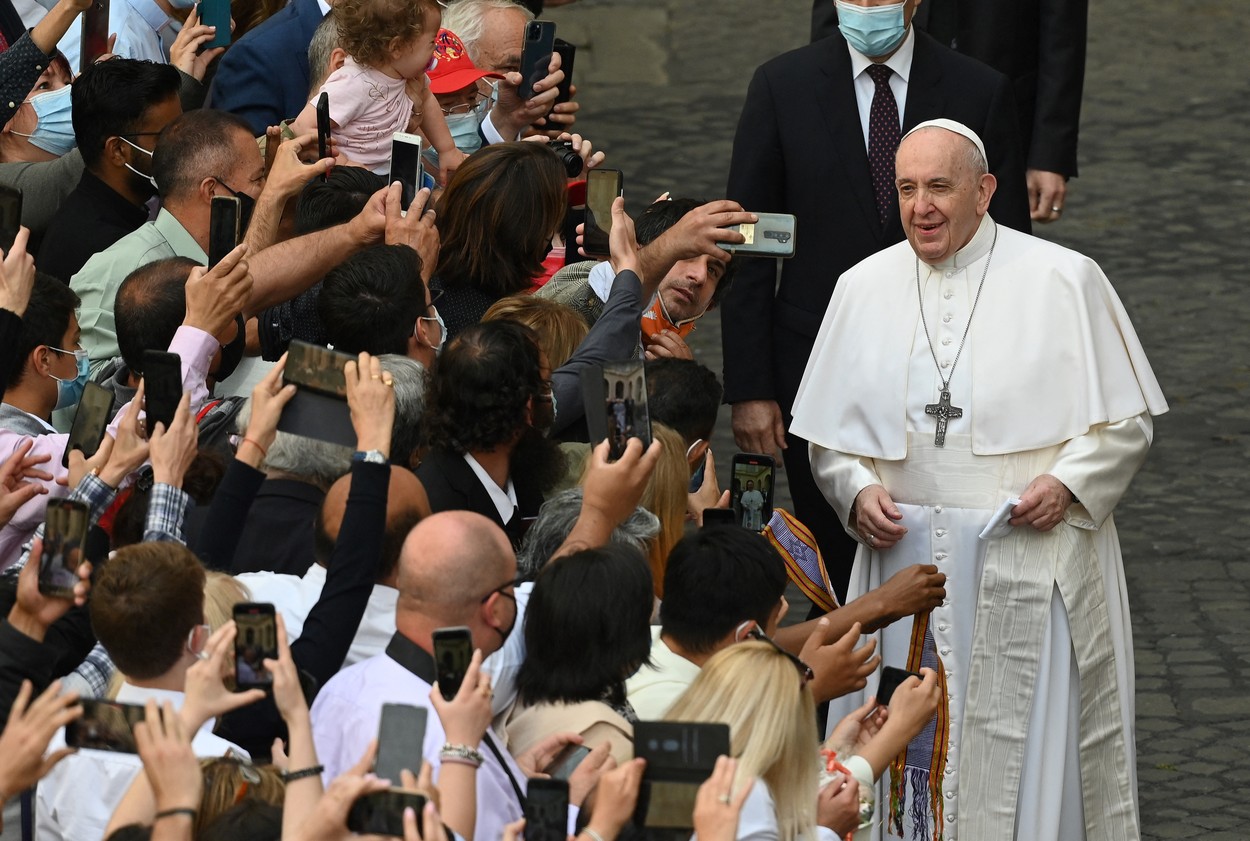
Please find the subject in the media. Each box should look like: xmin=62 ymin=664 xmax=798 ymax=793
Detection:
xmin=792 ymin=121 xmax=1167 ymax=840
xmin=309 ymin=510 xmax=536 ymax=841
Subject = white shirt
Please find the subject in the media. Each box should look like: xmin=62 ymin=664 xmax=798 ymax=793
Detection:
xmin=310 ymin=648 xmax=528 ymax=841
xmin=36 ymin=684 xmax=244 ymax=841
xmin=483 ymin=581 xmax=532 ymax=717
xmin=728 ymin=782 xmax=840 ymax=841
xmin=235 ymin=564 xmax=399 ymax=666
xmin=625 ymin=627 xmax=702 ymax=720
xmin=848 ymin=27 xmax=915 ymax=150
xmin=463 ymin=452 xmax=518 ymax=524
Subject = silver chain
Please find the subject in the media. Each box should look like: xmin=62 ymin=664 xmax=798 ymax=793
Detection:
xmin=915 ymin=224 xmax=998 ymax=391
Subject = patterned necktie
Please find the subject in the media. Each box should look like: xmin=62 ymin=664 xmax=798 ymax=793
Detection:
xmin=866 ymin=63 xmax=901 ymax=226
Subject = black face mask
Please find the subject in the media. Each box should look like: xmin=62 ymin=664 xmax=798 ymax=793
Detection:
xmin=213 ymin=315 xmax=247 ymax=382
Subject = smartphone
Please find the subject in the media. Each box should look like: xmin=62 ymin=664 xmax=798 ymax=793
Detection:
xmin=634 ymin=721 xmax=730 ymax=829
xmin=208 ymin=195 xmax=241 ymax=269
xmin=62 ymin=382 xmax=114 ymax=468
xmin=79 ymin=0 xmax=110 ymax=71
xmin=731 ymin=453 xmax=775 ymax=531
xmin=277 ymin=340 xmax=357 ymax=446
xmin=546 ymin=38 xmax=575 ymax=120
xmin=390 ymin=132 xmax=423 ymax=213
xmin=877 ymin=666 xmax=924 ymax=707
xmin=602 ymin=359 xmax=651 ymax=461
xmin=198 ymin=0 xmax=231 ymax=49
xmin=142 ymin=349 xmax=182 ymax=437
xmin=525 ymin=778 xmax=569 ymax=841
xmin=284 ymin=340 xmax=352 ymax=397
xmin=65 ymin=699 xmax=145 ymax=753
xmin=701 ymin=508 xmax=737 ymax=529
xmin=722 ymin=213 xmax=797 ymax=258
xmin=544 ymin=743 xmax=590 ymax=781
xmin=38 ymin=498 xmax=90 ymax=598
xmin=347 ymin=790 xmax=427 ymax=837
xmin=0 ymin=185 xmax=21 ymax=253
xmin=517 ymin=20 xmax=557 ymax=100
xmin=375 ymin=704 xmax=428 ymax=783
xmin=432 ymin=626 xmax=473 ymax=701
xmin=233 ymin=602 xmax=277 ymax=690
xmin=582 ymin=169 xmax=622 ymax=259
xmin=316 ymin=92 xmax=331 ymax=181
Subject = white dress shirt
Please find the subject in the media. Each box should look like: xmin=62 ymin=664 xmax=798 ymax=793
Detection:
xmin=111 ymin=0 xmax=181 ymax=65
xmin=310 ymin=645 xmax=528 ymax=841
xmin=36 ymin=683 xmax=244 ymax=841
xmin=625 ymin=627 xmax=703 ymax=720
xmin=463 ymin=452 xmax=518 ymax=524
xmin=730 ymin=782 xmax=841 ymax=841
xmin=236 ymin=564 xmax=399 ymax=666
xmin=483 ymin=582 xmax=532 ymax=717
xmin=847 ymin=27 xmax=915 ymax=150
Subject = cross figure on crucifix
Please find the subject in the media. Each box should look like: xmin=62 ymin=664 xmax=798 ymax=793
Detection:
xmin=925 ymin=388 xmax=963 ymax=447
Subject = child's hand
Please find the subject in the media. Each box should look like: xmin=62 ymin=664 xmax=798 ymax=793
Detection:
xmin=436 ymin=148 xmax=468 ymax=187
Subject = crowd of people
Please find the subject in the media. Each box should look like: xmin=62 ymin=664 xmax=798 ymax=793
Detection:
xmin=0 ymin=0 xmax=1167 ymax=840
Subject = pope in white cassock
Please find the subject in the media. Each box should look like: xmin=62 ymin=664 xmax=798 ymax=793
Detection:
xmin=790 ymin=120 xmax=1167 ymax=841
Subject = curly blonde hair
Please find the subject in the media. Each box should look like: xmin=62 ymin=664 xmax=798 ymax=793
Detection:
xmin=333 ymin=0 xmax=438 ymax=68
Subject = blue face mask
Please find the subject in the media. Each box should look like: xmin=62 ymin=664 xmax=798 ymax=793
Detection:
xmin=836 ymin=0 xmax=910 ymax=58
xmin=13 ymin=85 xmax=76 ymax=157
xmin=48 ymin=347 xmax=90 ymax=411
xmin=446 ymin=111 xmax=484 ymax=155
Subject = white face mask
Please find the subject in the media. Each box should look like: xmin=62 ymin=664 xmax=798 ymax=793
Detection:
xmin=119 ymin=136 xmax=159 ymax=191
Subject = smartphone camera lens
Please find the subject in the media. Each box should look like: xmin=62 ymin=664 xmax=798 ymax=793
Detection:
xmin=547 ymin=140 xmax=581 ymax=177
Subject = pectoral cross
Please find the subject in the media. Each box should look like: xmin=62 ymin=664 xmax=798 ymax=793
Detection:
xmin=925 ymin=389 xmax=962 ymax=447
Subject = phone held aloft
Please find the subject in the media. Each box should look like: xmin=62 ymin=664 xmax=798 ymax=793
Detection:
xmin=722 ymin=213 xmax=797 ymax=258
xmin=432 ymin=626 xmax=473 ymax=701
xmin=233 ymin=602 xmax=278 ymax=689
xmin=39 ymin=499 xmax=90 ymax=598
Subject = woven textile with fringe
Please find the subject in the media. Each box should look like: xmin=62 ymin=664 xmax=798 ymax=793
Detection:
xmin=763 ymin=509 xmax=840 ymax=613
xmin=885 ymin=610 xmax=950 ymax=841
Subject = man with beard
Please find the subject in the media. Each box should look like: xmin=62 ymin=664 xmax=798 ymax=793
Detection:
xmin=37 ymin=59 xmax=182 ymax=284
xmin=415 ymin=320 xmax=564 ymax=549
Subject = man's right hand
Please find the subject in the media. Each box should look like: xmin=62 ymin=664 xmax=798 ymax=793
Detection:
xmin=853 ymin=484 xmax=907 ymax=550
xmin=183 ymin=243 xmax=252 ymax=336
xmin=731 ymin=400 xmax=787 ymax=460
xmin=636 ymin=200 xmax=755 ymax=291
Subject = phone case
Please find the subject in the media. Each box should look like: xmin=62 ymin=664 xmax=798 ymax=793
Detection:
xmin=724 ymin=213 xmax=797 ymax=258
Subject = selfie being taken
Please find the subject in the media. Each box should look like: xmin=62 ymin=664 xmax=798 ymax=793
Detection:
xmin=0 ymin=0 xmax=1231 ymax=838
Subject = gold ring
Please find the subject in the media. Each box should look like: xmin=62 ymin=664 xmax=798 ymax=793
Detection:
xmin=371 ymin=374 xmax=380 ymax=380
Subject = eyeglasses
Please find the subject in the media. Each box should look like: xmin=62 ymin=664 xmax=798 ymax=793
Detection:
xmin=441 ymin=90 xmax=488 ymax=117
xmin=479 ymin=576 xmax=522 ymax=604
xmin=745 ymin=626 xmax=814 ymax=685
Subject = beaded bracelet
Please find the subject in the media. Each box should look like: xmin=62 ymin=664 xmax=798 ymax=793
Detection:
xmin=439 ymin=743 xmax=484 ymax=767
xmin=282 ymin=765 xmax=325 ymax=782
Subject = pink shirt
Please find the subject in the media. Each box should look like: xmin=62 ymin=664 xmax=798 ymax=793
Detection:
xmin=0 ymin=325 xmax=219 ymax=569
xmin=314 ymin=57 xmax=416 ymax=173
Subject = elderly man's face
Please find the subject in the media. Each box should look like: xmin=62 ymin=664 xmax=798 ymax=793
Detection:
xmin=474 ymin=6 xmax=529 ymax=73
xmin=894 ymin=129 xmax=996 ymax=265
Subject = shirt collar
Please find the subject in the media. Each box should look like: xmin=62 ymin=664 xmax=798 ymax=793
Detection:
xmin=154 ymin=208 xmax=209 ymax=263
xmin=316 ymin=0 xmax=331 ymax=17
xmin=384 ymin=631 xmax=436 ymax=683
xmin=927 ymin=214 xmax=997 ymax=272
xmin=462 ymin=452 xmax=518 ymax=524
xmin=128 ymin=0 xmax=178 ymax=36
xmin=848 ymin=25 xmax=915 ymax=84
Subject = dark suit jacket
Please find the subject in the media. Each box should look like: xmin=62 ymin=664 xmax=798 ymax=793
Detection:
xmin=207 ymin=0 xmax=325 ymax=135
xmin=814 ymin=0 xmax=1086 ymax=177
xmin=416 ymin=449 xmax=544 ymax=548
xmin=721 ymin=28 xmax=1030 ymax=410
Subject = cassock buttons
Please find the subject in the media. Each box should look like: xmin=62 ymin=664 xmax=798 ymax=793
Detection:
xmin=936 ymin=528 xmax=947 ymax=537
xmin=935 ymin=505 xmax=943 ymax=513
xmin=938 ymin=622 xmax=949 ymax=632
xmin=945 ymin=271 xmax=955 ymax=278
xmin=942 ymin=337 xmax=952 ymax=345
xmin=941 ymin=646 xmax=951 ymax=656
xmin=944 ymin=290 xmax=954 ymax=299
xmin=941 ymin=360 xmax=950 ymax=368
xmin=943 ymin=314 xmax=953 ymax=323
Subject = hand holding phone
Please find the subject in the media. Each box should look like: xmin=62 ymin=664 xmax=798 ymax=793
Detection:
xmin=65 ymin=699 xmax=145 ymax=752
xmin=432 ymin=626 xmax=473 ymax=701
xmin=63 ymin=381 xmax=115 ymax=468
xmin=517 ymin=21 xmax=557 ymax=100
xmin=142 ymin=350 xmax=183 ymax=437
xmin=731 ymin=453 xmax=775 ymax=531
xmin=233 ymin=603 xmax=278 ymax=690
xmin=582 ymin=169 xmax=622 ymax=259
xmin=38 ymin=499 xmax=90 ymax=598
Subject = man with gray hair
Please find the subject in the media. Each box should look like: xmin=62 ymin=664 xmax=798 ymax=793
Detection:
xmin=793 ymin=120 xmax=1167 ymax=841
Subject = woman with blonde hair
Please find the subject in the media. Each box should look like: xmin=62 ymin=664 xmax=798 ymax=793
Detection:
xmin=482 ymin=295 xmax=589 ymax=370
xmin=640 ymin=422 xmax=689 ymax=598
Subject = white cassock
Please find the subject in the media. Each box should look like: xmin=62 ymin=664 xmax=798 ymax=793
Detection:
xmin=791 ymin=215 xmax=1168 ymax=841
xmin=740 ymin=489 xmax=765 ymax=529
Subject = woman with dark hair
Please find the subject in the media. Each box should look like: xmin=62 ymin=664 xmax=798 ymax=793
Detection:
xmin=498 ymin=544 xmax=654 ymax=763
xmin=432 ymin=142 xmax=568 ymax=339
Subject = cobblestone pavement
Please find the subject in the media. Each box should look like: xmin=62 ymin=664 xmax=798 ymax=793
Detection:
xmin=552 ymin=0 xmax=1250 ymax=837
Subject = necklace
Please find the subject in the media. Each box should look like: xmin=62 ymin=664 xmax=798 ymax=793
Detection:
xmin=915 ymin=224 xmax=998 ymax=447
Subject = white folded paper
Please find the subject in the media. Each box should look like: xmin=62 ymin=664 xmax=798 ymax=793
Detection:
xmin=979 ymin=497 xmax=1023 ymax=540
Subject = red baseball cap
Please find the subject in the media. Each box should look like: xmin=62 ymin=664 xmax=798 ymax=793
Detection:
xmin=428 ymin=29 xmax=505 ymax=94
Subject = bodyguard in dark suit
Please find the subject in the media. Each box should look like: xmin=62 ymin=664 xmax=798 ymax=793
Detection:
xmin=723 ymin=1 xmax=1029 ymax=598
xmin=207 ymin=0 xmax=326 ymax=135
xmin=814 ymin=0 xmax=1088 ymax=223
xmin=416 ymin=449 xmax=545 ymax=549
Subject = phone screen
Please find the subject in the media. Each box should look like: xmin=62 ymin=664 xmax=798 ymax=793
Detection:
xmin=375 ymin=704 xmax=428 ymax=783
xmin=208 ymin=195 xmax=241 ymax=269
xmin=284 ymin=340 xmax=352 ymax=398
xmin=432 ymin=626 xmax=473 ymax=701
xmin=518 ymin=20 xmax=556 ymax=99
xmin=142 ymin=350 xmax=182 ymax=436
xmin=390 ymin=133 xmax=423 ymax=212
xmin=65 ymin=699 xmax=144 ymax=753
xmin=634 ymin=722 xmax=730 ymax=829
xmin=544 ymin=743 xmax=590 ymax=781
xmin=233 ymin=602 xmax=277 ymax=689
xmin=63 ymin=381 xmax=115 ymax=468
xmin=316 ymin=93 xmax=331 ymax=181
xmin=731 ymin=453 xmax=775 ymax=531
xmin=525 ymin=779 xmax=569 ymax=841
xmin=0 ymin=186 xmax=21 ymax=253
xmin=39 ymin=499 xmax=90 ymax=598
xmin=347 ymin=790 xmax=427 ymax=836
xmin=582 ymin=169 xmax=621 ymax=259
xmin=601 ymin=359 xmax=651 ymax=461
xmin=876 ymin=666 xmax=923 ymax=707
